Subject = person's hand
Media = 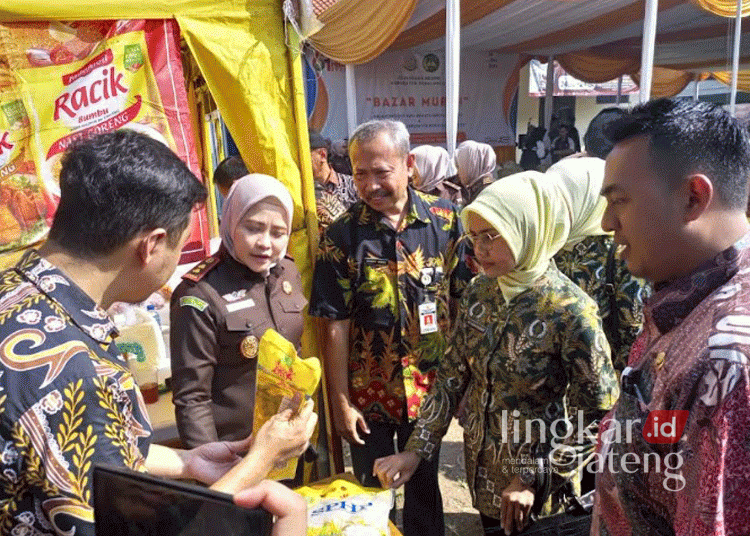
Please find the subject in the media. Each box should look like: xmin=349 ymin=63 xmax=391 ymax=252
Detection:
xmin=254 ymin=399 xmax=318 ymax=467
xmin=332 ymin=400 xmax=369 ymax=445
xmin=500 ymin=475 xmax=535 ymax=535
xmin=234 ymin=480 xmax=307 ymax=536
xmin=372 ymin=451 xmax=420 ymax=489
xmin=184 ymin=435 xmax=254 ymax=485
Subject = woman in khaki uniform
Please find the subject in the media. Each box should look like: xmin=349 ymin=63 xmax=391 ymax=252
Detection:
xmin=170 ymin=174 xmax=307 ymax=448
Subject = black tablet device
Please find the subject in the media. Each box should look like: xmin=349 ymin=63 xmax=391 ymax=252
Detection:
xmin=94 ymin=464 xmax=273 ymax=536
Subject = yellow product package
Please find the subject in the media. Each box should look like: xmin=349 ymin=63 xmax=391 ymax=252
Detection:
xmin=255 ymin=329 xmax=321 ymax=480
xmin=296 ymin=474 xmax=394 ymax=536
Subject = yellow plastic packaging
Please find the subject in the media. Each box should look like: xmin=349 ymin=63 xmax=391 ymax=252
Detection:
xmin=254 ymin=329 xmax=321 ymax=480
xmin=296 ymin=474 xmax=394 ymax=536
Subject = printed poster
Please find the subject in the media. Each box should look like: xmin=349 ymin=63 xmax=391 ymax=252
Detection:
xmin=306 ymin=49 xmax=519 ymax=148
xmin=0 ymin=20 xmax=208 ymax=263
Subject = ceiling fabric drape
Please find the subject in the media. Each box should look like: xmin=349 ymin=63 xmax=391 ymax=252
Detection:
xmin=690 ymin=0 xmax=750 ymax=17
xmin=556 ymin=52 xmax=640 ymax=84
xmin=631 ymin=67 xmax=696 ymax=97
xmin=711 ymin=70 xmax=750 ymax=92
xmin=306 ymin=0 xmax=418 ymax=64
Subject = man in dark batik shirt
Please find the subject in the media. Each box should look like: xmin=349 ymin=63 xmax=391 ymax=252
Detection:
xmin=309 ymin=119 xmax=474 ymax=536
xmin=0 ymin=131 xmax=313 ymax=536
xmin=310 ymin=130 xmax=358 ymax=233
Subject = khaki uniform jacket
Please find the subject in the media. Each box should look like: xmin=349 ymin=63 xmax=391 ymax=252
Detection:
xmin=170 ymin=249 xmax=307 ymax=448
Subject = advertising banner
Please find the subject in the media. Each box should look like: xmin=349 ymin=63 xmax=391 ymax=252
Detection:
xmin=307 ymin=49 xmax=519 ymax=148
xmin=0 ymin=20 xmax=208 ymax=262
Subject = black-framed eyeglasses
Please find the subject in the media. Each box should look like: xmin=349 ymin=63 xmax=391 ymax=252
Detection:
xmin=463 ymin=230 xmax=503 ymax=250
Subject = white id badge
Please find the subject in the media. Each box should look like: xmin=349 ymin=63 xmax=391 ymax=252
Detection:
xmin=418 ymin=301 xmax=438 ymax=334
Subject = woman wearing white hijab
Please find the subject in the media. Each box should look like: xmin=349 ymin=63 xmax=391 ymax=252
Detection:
xmin=411 ymin=145 xmax=462 ymax=204
xmin=455 ymin=140 xmax=497 ymax=204
xmin=170 ymin=174 xmax=308 ymax=449
xmin=373 ymin=171 xmax=619 ymax=535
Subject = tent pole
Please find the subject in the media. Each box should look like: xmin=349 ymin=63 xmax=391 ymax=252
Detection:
xmin=639 ymin=0 xmax=659 ymax=103
xmin=616 ymin=75 xmax=623 ymax=105
xmin=730 ymin=0 xmax=742 ymax=116
xmin=544 ymin=56 xmax=554 ymax=129
xmin=693 ymin=77 xmax=700 ymax=101
xmin=345 ymin=64 xmax=357 ymax=136
xmin=446 ymin=0 xmax=460 ymax=162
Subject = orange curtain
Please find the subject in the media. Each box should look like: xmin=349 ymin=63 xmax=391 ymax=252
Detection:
xmin=631 ymin=67 xmax=696 ymax=98
xmin=711 ymin=70 xmax=750 ymax=92
xmin=556 ymin=51 xmax=639 ymax=84
xmin=307 ymin=0 xmax=417 ymax=64
xmin=690 ymin=0 xmax=750 ymax=17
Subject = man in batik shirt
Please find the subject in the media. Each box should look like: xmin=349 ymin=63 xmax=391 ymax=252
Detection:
xmin=593 ymin=98 xmax=750 ymax=535
xmin=0 ymin=131 xmax=314 ymax=536
xmin=310 ymin=130 xmax=358 ymax=233
xmin=309 ymin=119 xmax=474 ymax=536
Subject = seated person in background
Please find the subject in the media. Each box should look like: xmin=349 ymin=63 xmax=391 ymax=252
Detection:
xmin=170 ymin=174 xmax=309 ymax=449
xmin=411 ymin=144 xmax=462 ymax=205
xmin=519 ymin=124 xmax=547 ymax=171
xmin=374 ymin=171 xmax=618 ymax=536
xmin=551 ymin=123 xmax=576 ymax=163
xmin=455 ymin=140 xmax=497 ymax=205
xmin=214 ymin=155 xmax=248 ymax=199
xmin=310 ymin=130 xmax=358 ymax=233
xmin=0 ymin=130 xmax=314 ymax=536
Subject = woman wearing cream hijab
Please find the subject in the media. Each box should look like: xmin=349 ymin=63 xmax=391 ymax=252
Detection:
xmin=455 ymin=140 xmax=496 ymax=204
xmin=170 ymin=174 xmax=310 ymax=451
xmin=549 ymin=157 xmax=650 ymax=372
xmin=373 ymin=171 xmax=619 ymax=535
xmin=411 ymin=145 xmax=462 ymax=204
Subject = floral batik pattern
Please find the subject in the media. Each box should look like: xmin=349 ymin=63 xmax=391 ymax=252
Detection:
xmin=310 ymin=188 xmax=474 ymax=424
xmin=0 ymin=250 xmax=151 ymax=536
xmin=554 ymin=235 xmax=651 ymax=372
xmin=406 ymin=265 xmax=619 ymax=520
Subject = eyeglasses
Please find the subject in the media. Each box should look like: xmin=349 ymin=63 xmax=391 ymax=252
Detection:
xmin=463 ymin=230 xmax=503 ymax=250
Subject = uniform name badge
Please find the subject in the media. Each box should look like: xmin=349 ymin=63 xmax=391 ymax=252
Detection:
xmin=418 ymin=301 xmax=438 ymax=334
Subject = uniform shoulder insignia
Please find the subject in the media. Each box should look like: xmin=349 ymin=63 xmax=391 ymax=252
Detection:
xmin=182 ymin=255 xmax=221 ymax=282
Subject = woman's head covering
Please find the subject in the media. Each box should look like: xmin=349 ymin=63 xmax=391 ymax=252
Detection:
xmin=461 ymin=158 xmax=610 ymax=302
xmin=219 ymin=173 xmax=294 ymax=269
xmin=455 ymin=141 xmax=496 ymax=188
xmin=547 ymin=157 xmax=610 ymax=249
xmin=461 ymin=171 xmax=568 ymax=302
xmin=411 ymin=145 xmax=450 ymax=193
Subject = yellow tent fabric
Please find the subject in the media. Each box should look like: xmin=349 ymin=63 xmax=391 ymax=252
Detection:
xmin=0 ymin=0 xmax=327 ymax=468
xmin=307 ymin=0 xmax=418 ymax=64
xmin=690 ymin=0 xmax=750 ymax=17
xmin=712 ymin=70 xmax=750 ymax=93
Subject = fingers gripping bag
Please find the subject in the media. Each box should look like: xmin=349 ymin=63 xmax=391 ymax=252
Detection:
xmin=295 ymin=475 xmax=394 ymax=536
xmin=254 ymin=329 xmax=321 ymax=480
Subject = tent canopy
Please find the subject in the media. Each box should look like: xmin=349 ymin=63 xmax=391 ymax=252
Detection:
xmin=307 ymin=0 xmax=750 ymax=76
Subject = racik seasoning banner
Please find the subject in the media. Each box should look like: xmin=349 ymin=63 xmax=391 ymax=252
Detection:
xmin=0 ymin=20 xmax=208 ymax=263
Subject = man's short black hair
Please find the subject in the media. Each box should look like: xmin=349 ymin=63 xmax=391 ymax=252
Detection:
xmin=49 ymin=129 xmax=207 ymax=259
xmin=584 ymin=107 xmax=627 ymax=159
xmin=606 ymin=98 xmax=750 ymax=210
xmin=213 ymin=155 xmax=248 ymax=192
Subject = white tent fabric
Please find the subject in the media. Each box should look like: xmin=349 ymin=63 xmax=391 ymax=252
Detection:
xmin=391 ymin=0 xmax=747 ymax=71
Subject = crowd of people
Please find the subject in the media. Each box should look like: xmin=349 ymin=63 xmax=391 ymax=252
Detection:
xmin=1 ymin=96 xmax=749 ymax=536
